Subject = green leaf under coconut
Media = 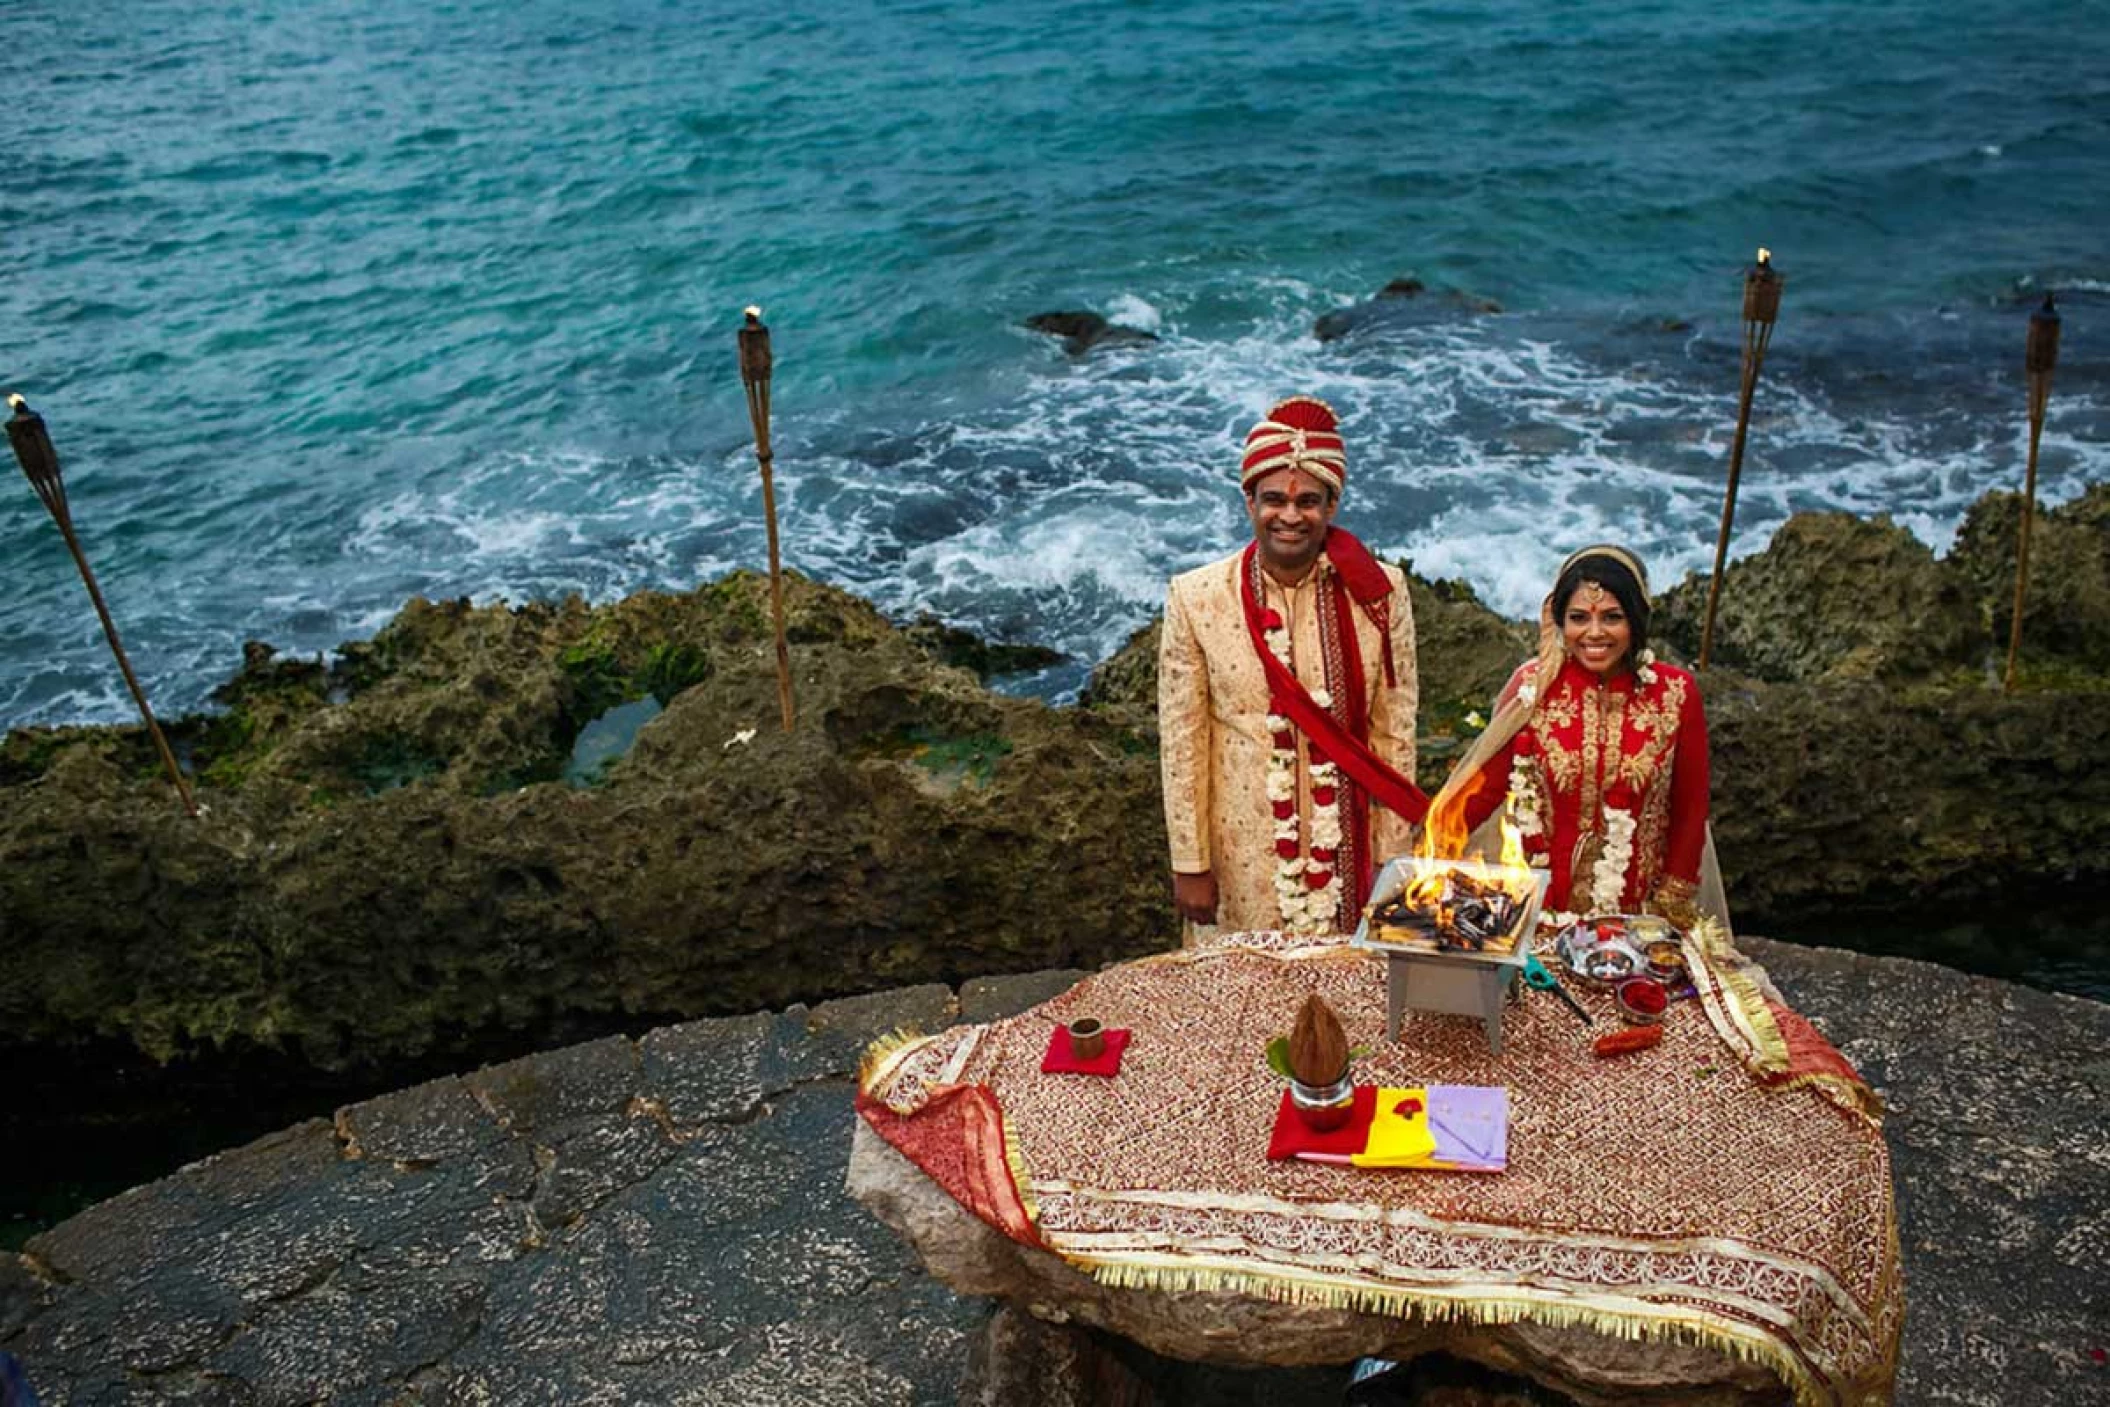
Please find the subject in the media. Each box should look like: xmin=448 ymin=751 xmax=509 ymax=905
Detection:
xmin=1265 ymin=1035 xmax=1295 ymax=1079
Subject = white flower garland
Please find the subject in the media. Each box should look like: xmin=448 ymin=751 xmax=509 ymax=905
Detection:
xmin=1262 ymin=614 xmax=1341 ymax=934
xmin=1507 ymin=755 xmax=1549 ymax=871
xmin=1586 ymin=650 xmax=1650 ymax=913
xmin=1590 ymin=803 xmax=1638 ymax=914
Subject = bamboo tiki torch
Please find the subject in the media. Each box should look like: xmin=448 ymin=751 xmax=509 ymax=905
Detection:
xmin=2003 ymin=293 xmax=2063 ymax=694
xmin=1698 ymin=249 xmax=1785 ymax=671
xmin=737 ymin=307 xmax=796 ymax=731
xmin=7 ymin=394 xmax=198 ymax=817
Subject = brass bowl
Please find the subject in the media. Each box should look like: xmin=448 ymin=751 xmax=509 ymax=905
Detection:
xmin=1067 ymin=1018 xmax=1105 ymax=1060
xmin=1644 ymin=940 xmax=1687 ymax=984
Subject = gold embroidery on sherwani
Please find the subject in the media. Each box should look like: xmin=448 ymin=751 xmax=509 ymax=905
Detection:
xmin=1157 ymin=548 xmax=1417 ymax=935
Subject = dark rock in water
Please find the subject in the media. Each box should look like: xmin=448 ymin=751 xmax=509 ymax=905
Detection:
xmin=1024 ymin=310 xmax=1106 ymax=342
xmin=1024 ymin=310 xmax=1159 ymax=356
xmin=1313 ymin=278 xmax=1503 ymax=341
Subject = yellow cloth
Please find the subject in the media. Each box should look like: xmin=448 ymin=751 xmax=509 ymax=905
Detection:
xmin=1351 ymin=1086 xmax=1437 ymax=1167
xmin=1157 ymin=548 xmax=1418 ymax=935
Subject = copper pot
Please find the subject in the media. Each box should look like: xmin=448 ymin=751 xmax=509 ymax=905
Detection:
xmin=1067 ymin=1018 xmax=1105 ymax=1061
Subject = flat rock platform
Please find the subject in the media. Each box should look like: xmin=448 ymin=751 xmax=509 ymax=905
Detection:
xmin=3 ymin=939 xmax=2107 ymax=1405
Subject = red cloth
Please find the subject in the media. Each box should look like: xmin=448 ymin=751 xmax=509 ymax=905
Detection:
xmin=1766 ymin=1002 xmax=1870 ymax=1091
xmin=1263 ymin=1084 xmax=1378 ymax=1160
xmin=855 ymin=1085 xmax=1044 ymax=1248
xmin=1237 ymin=537 xmax=1427 ymax=832
xmin=1040 ymin=1025 xmax=1134 ymax=1075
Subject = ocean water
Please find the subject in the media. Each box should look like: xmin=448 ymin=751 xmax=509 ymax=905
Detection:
xmin=4 ymin=0 xmax=2108 ymax=724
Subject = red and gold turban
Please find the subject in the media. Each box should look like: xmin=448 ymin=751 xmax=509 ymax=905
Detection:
xmin=1241 ymin=396 xmax=1347 ymax=497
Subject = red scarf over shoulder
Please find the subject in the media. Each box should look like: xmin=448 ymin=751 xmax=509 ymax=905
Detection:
xmin=1239 ymin=529 xmax=1427 ymax=907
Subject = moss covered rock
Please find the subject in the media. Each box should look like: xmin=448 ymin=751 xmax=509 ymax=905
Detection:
xmin=1946 ymin=484 xmax=2110 ymax=679
xmin=0 ymin=571 xmax=1165 ymax=1070
xmin=1652 ymin=512 xmax=1980 ymax=682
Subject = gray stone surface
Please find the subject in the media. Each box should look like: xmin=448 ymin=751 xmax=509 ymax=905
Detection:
xmin=1 ymin=995 xmax=994 ymax=1407
xmin=4 ymin=945 xmax=2108 ymax=1405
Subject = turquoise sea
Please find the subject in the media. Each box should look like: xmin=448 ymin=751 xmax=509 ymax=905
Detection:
xmin=4 ymin=0 xmax=2106 ymax=722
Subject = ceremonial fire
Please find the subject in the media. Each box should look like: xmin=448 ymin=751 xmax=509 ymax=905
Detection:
xmin=1362 ymin=798 xmax=1541 ymax=956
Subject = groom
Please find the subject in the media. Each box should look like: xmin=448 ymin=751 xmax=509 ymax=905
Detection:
xmin=1157 ymin=396 xmax=1425 ymax=938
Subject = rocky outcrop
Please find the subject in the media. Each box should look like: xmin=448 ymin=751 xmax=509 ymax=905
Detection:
xmin=3 ymin=488 xmax=2106 ymax=1074
xmin=0 ymin=573 xmax=1168 ymax=1070
xmin=7 ymin=944 xmax=2107 ymax=1405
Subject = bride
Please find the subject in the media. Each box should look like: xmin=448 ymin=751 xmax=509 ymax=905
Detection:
xmin=1426 ymin=544 xmax=1718 ymax=929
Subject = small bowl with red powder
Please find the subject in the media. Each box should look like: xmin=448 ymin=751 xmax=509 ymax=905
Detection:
xmin=1614 ymin=976 xmax=1668 ymax=1025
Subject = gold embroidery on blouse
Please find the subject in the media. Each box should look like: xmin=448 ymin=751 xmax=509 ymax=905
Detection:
xmin=1578 ymin=683 xmax=1627 ymax=835
xmin=1627 ymin=672 xmax=1688 ymax=895
xmin=1619 ymin=672 xmax=1686 ymax=793
xmin=1536 ymin=686 xmax=1582 ymax=793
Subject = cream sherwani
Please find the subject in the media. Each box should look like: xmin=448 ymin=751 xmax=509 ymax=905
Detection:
xmin=1158 ymin=547 xmax=1418 ymax=936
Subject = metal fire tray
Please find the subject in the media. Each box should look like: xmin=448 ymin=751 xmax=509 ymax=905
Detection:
xmin=1351 ymin=857 xmax=1550 ymax=1054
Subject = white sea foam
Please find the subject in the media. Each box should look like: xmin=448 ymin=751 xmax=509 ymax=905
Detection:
xmin=1103 ymin=293 xmax=1163 ymax=333
xmin=9 ymin=300 xmax=2104 ymax=727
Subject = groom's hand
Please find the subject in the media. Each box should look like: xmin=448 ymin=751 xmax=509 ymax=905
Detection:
xmin=1172 ymin=871 xmax=1218 ymax=925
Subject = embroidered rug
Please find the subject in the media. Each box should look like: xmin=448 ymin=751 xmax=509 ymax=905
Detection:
xmin=859 ymin=930 xmax=1902 ymax=1406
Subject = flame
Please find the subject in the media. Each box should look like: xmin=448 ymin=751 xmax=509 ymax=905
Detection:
xmin=1498 ymin=812 xmax=1527 ymax=869
xmin=1390 ymin=797 xmax=1535 ymax=930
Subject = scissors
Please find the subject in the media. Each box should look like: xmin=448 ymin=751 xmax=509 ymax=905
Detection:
xmin=1523 ymin=952 xmax=1594 ymax=1027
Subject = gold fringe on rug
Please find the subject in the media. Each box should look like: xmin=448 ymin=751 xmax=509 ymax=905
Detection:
xmin=858 ymin=1026 xmax=937 ymax=1096
xmin=1077 ymin=1256 xmax=1855 ymax=1407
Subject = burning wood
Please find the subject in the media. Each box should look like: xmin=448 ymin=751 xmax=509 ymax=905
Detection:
xmin=1366 ymin=866 xmax=1530 ymax=954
